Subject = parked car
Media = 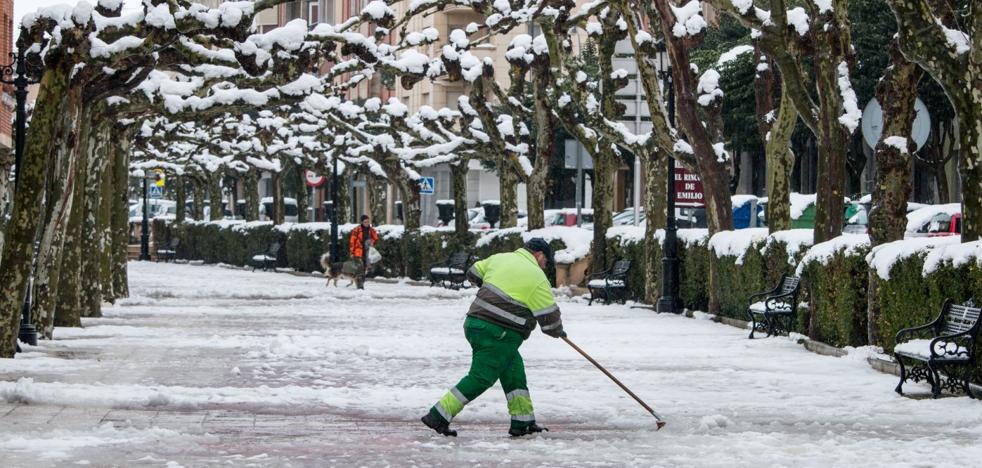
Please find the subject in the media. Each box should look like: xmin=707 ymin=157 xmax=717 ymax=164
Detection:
xmin=128 ymin=199 xmax=176 ymax=223
xmin=544 ymin=208 xmax=593 ymax=227
xmin=905 ymin=203 xmax=961 ymax=238
xmin=465 ymin=207 xmax=527 ymax=230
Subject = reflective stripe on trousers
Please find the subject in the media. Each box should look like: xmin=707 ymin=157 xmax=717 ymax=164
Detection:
xmin=505 ymin=388 xmax=534 ymax=422
xmin=433 ymin=386 xmax=468 ymax=423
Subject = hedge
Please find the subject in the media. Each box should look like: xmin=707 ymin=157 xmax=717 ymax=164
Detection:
xmin=163 ymin=221 xmax=569 ymax=283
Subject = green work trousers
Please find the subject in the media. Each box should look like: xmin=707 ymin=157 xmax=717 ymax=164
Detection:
xmin=429 ymin=316 xmax=535 ymax=430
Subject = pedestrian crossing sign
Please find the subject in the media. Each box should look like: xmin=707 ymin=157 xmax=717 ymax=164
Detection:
xmin=149 ymin=185 xmax=164 ymax=199
xmin=419 ymin=177 xmax=435 ymax=195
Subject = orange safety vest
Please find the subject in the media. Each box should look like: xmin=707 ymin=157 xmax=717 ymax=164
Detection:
xmin=349 ymin=225 xmax=378 ymax=258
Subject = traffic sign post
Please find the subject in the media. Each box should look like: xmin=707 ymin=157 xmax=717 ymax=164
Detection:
xmin=419 ymin=177 xmax=435 ymax=195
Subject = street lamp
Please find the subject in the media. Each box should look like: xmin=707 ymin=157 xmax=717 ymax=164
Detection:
xmin=654 ymin=41 xmax=680 ymax=314
xmin=329 ymin=156 xmax=340 ymax=261
xmin=140 ymin=174 xmax=151 ymax=260
xmin=1 ymin=47 xmax=41 ymax=347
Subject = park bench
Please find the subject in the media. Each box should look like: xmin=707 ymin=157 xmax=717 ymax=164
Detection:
xmin=894 ymin=299 xmax=980 ymax=399
xmin=746 ymin=274 xmax=801 ymax=339
xmin=250 ymin=242 xmax=280 ymax=272
xmin=429 ymin=252 xmax=472 ymax=289
xmin=155 ymin=238 xmax=180 ymax=262
xmin=587 ymin=259 xmax=632 ymax=306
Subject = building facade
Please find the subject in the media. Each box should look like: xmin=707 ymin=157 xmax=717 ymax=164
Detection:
xmin=0 ymin=0 xmax=13 ymax=150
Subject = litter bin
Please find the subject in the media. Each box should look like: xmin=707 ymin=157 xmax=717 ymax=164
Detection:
xmin=482 ymin=201 xmax=501 ymax=229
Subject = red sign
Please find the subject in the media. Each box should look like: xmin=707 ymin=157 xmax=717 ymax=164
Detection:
xmin=674 ymin=167 xmax=705 ymax=207
xmin=305 ymin=170 xmax=326 ymax=188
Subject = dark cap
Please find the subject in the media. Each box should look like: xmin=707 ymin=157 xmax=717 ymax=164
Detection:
xmin=524 ymin=238 xmax=553 ymax=264
xmin=360 ymin=215 xmax=370 ymax=221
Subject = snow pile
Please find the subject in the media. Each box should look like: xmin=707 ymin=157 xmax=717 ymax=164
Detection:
xmin=795 ymin=234 xmax=870 ymax=275
xmin=474 ymin=227 xmax=524 ymax=248
xmin=865 ymin=236 xmax=961 ymax=280
xmin=763 ymin=229 xmax=815 ymax=263
xmin=836 ymin=61 xmax=862 ymax=133
xmin=731 ymin=194 xmax=758 ymax=207
xmin=606 ymin=225 xmax=646 ymax=246
xmin=670 ymin=0 xmax=707 ymax=37
xmin=708 ymin=228 xmax=769 ymax=264
xmin=524 ymin=227 xmax=594 ymax=264
xmin=790 ymin=192 xmax=817 ymax=220
xmin=883 ymin=136 xmax=909 ymax=154
xmin=677 ymin=228 xmax=710 ymax=247
xmin=697 ymin=69 xmax=723 ymax=106
xmin=938 ymin=21 xmax=970 ymax=54
xmin=717 ymin=45 xmax=754 ymax=67
xmin=921 ymin=240 xmax=982 ymax=276
xmin=905 ymin=203 xmax=960 ymax=233
xmin=786 ymin=7 xmax=809 ymax=35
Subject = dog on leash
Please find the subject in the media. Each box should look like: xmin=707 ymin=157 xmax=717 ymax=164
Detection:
xmin=320 ymin=253 xmax=357 ymax=287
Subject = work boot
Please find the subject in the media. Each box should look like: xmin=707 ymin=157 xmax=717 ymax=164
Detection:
xmin=509 ymin=423 xmax=548 ymax=437
xmin=421 ymin=413 xmax=457 ymax=437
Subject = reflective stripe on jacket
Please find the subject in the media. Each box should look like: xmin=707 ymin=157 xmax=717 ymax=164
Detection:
xmin=466 ymin=248 xmax=563 ymax=339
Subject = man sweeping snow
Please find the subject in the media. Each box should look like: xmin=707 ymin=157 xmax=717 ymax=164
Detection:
xmin=422 ymin=238 xmax=566 ymax=437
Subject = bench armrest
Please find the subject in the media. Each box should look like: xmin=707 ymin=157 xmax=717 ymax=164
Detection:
xmin=895 ymin=322 xmax=938 ymax=345
xmin=929 ymin=333 xmax=976 ymax=359
xmin=748 ymin=286 xmax=778 ymax=303
xmin=587 ymin=269 xmax=611 ymax=281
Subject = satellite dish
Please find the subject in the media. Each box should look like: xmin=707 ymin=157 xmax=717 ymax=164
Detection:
xmin=861 ymin=98 xmax=931 ymax=151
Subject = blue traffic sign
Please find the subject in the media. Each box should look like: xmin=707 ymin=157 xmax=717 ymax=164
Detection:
xmin=419 ymin=177 xmax=435 ymax=195
xmin=148 ymin=185 xmax=164 ymax=199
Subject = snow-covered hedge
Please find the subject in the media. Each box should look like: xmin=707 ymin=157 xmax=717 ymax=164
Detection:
xmin=164 ymin=221 xmax=580 ymax=283
xmin=867 ymin=238 xmax=981 ymax=353
xmin=796 ymin=235 xmax=872 ymax=347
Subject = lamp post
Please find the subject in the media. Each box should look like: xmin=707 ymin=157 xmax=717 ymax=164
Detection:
xmin=140 ymin=175 xmax=151 ymax=260
xmin=329 ymin=156 xmax=340 ymax=261
xmin=654 ymin=41 xmax=680 ymax=314
xmin=1 ymin=48 xmax=40 ymax=347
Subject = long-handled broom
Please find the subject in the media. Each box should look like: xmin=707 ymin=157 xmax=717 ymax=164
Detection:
xmin=562 ymin=336 xmax=666 ymax=430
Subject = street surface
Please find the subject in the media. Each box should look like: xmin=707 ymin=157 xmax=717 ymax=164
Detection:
xmin=1 ymin=262 xmax=979 ymax=467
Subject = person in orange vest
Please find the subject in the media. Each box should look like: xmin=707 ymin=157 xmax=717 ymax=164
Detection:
xmin=350 ymin=215 xmax=379 ymax=289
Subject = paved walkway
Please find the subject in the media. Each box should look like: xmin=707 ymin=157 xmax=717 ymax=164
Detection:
xmin=1 ymin=262 xmax=980 ymax=467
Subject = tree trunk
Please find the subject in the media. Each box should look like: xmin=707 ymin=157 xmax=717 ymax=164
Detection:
xmin=397 ymin=175 xmax=422 ymax=231
xmin=337 ymin=169 xmax=350 ymax=224
xmin=451 ymin=161 xmax=469 ymax=238
xmin=98 ymin=135 xmax=116 ymax=303
xmin=192 ymin=179 xmax=205 ymax=221
xmin=209 ymin=173 xmax=223 ymax=221
xmin=765 ymin=86 xmax=798 ymax=233
xmin=869 ymin=43 xmax=921 ymax=247
xmin=498 ymin=163 xmax=519 ymax=228
xmin=175 ymin=175 xmax=186 ymax=223
xmin=55 ymin=129 xmax=90 ymax=329
xmin=296 ymin=163 xmax=309 ymax=223
xmin=110 ymin=140 xmax=130 ymax=300
xmin=270 ymin=171 xmax=284 ymax=224
xmin=366 ymin=173 xmax=387 ymax=225
xmin=526 ymin=68 xmax=554 ymax=231
xmin=867 ymin=40 xmax=922 ymax=345
xmin=0 ymin=149 xmax=12 ymax=252
xmin=955 ymin=102 xmax=980 ymax=241
xmin=0 ymin=68 xmax=71 ymax=356
xmin=590 ymin=149 xmax=619 ymax=274
xmin=244 ymin=169 xmax=260 ymax=221
xmin=643 ymin=154 xmax=668 ymax=305
xmin=80 ymin=124 xmax=111 ymax=318
xmin=29 ymin=97 xmax=78 ymax=339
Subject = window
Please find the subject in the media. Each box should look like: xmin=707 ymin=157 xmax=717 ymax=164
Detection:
xmin=261 ymin=24 xmax=278 ymax=33
xmin=349 ymin=0 xmax=361 ymax=18
xmin=308 ymin=1 xmax=320 ymax=25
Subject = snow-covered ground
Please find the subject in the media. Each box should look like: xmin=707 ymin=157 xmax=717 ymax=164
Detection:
xmin=1 ymin=262 xmax=980 ymax=467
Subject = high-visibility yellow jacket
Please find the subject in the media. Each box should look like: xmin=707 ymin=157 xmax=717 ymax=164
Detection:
xmin=465 ymin=248 xmax=564 ymax=339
